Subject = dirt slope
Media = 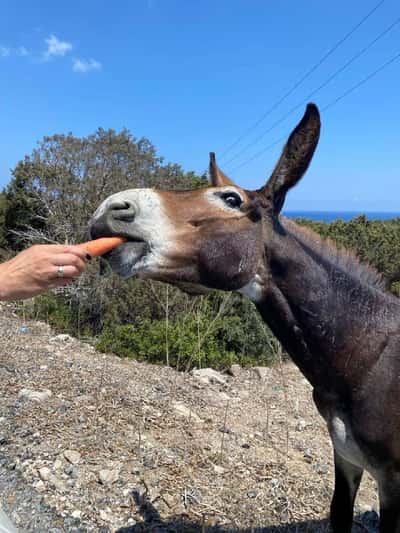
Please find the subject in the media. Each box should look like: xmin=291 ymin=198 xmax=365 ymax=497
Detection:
xmin=0 ymin=307 xmax=379 ymax=532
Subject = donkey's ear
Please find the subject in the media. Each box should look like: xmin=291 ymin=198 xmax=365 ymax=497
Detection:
xmin=209 ymin=152 xmax=236 ymax=187
xmin=262 ymin=103 xmax=320 ymax=214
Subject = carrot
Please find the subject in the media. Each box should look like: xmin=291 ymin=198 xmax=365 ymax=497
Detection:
xmin=77 ymin=237 xmax=127 ymax=257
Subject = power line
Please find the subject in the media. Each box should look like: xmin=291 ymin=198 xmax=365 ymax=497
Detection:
xmin=230 ymin=49 xmax=400 ymax=172
xmin=224 ymin=14 xmax=400 ymax=168
xmin=219 ymin=0 xmax=385 ymax=161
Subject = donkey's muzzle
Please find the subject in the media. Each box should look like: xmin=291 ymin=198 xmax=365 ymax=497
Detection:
xmin=108 ymin=200 xmax=136 ymax=222
xmin=89 ymin=200 xmax=136 ymax=239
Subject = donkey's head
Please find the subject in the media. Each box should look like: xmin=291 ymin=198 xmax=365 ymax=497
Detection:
xmin=90 ymin=104 xmax=320 ymax=297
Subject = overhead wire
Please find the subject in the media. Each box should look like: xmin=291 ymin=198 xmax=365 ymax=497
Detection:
xmin=229 ymin=49 xmax=400 ymax=172
xmin=224 ymin=13 xmax=400 ymax=168
xmin=219 ymin=0 xmax=385 ymax=161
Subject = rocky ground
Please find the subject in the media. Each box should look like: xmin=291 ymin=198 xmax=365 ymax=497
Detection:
xmin=0 ymin=306 xmax=380 ymax=532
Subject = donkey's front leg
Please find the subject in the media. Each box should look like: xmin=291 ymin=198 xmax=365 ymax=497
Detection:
xmin=330 ymin=450 xmax=363 ymax=533
xmin=379 ymin=475 xmax=400 ymax=533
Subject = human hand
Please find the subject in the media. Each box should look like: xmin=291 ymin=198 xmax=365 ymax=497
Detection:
xmin=0 ymin=244 xmax=89 ymax=301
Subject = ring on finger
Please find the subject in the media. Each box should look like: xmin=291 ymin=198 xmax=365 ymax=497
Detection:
xmin=57 ymin=265 xmax=65 ymax=278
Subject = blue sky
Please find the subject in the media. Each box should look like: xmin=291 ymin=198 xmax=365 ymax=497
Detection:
xmin=1 ymin=0 xmax=399 ymax=211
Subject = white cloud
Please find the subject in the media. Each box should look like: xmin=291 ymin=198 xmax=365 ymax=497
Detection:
xmin=16 ymin=46 xmax=29 ymax=57
xmin=72 ymin=58 xmax=102 ymax=73
xmin=0 ymin=46 xmax=10 ymax=57
xmin=44 ymin=34 xmax=72 ymax=59
xmin=0 ymin=45 xmax=30 ymax=58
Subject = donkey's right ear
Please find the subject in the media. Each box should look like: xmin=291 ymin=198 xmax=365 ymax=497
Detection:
xmin=261 ymin=104 xmax=320 ymax=214
xmin=209 ymin=152 xmax=236 ymax=187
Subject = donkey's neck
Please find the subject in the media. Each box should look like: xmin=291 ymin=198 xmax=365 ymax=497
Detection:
xmin=255 ymin=218 xmax=397 ymax=395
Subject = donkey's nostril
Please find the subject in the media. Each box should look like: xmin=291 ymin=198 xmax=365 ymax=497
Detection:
xmin=109 ymin=200 xmax=136 ymax=222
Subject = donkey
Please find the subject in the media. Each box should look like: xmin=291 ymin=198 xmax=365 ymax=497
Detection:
xmin=90 ymin=103 xmax=400 ymax=532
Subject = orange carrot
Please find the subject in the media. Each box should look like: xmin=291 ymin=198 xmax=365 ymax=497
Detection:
xmin=77 ymin=237 xmax=127 ymax=257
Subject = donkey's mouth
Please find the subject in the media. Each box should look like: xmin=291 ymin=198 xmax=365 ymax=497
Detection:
xmin=102 ymin=239 xmax=150 ymax=278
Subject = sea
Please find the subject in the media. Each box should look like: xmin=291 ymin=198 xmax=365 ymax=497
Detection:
xmin=284 ymin=211 xmax=400 ymax=222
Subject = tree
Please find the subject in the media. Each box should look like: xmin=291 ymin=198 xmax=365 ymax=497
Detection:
xmin=5 ymin=128 xmax=207 ymax=246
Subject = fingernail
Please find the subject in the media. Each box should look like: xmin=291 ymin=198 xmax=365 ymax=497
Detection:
xmin=86 ymin=254 xmax=92 ymax=261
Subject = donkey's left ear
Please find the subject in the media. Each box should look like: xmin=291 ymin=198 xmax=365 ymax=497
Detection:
xmin=209 ymin=152 xmax=236 ymax=187
xmin=262 ymin=103 xmax=320 ymax=214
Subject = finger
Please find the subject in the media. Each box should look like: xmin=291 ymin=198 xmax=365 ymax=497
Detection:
xmin=52 ymin=265 xmax=83 ymax=280
xmin=63 ymin=245 xmax=91 ymax=261
xmin=51 ymin=253 xmax=87 ymax=273
xmin=41 ymin=244 xmax=90 ymax=261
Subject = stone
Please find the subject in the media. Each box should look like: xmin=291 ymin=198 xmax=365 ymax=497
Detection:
xmin=34 ymin=479 xmax=45 ymax=492
xmin=252 ymin=366 xmax=271 ymax=381
xmin=39 ymin=467 xmax=52 ymax=481
xmin=51 ymin=477 xmax=67 ymax=492
xmin=227 ymin=364 xmax=241 ymax=377
xmin=53 ymin=459 xmax=63 ymax=470
xmin=64 ymin=450 xmax=81 ymax=464
xmin=98 ymin=469 xmax=119 ymax=485
xmin=295 ymin=419 xmax=307 ymax=432
xmin=18 ymin=388 xmax=52 ymax=402
xmin=65 ymin=465 xmax=79 ymax=478
xmin=71 ymin=510 xmax=81 ymax=519
xmin=50 ymin=334 xmax=74 ymax=343
xmin=99 ymin=509 xmax=111 ymax=521
xmin=172 ymin=402 xmax=203 ymax=424
xmin=303 ymin=448 xmax=313 ymax=463
xmin=191 ymin=368 xmax=227 ymax=386
xmin=212 ymin=464 xmax=225 ymax=475
xmin=314 ymin=463 xmax=329 ymax=475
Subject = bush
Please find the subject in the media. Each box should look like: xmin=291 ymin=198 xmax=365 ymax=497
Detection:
xmin=96 ymin=298 xmax=278 ymax=370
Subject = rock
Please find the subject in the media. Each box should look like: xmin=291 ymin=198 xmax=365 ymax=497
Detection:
xmin=99 ymin=509 xmax=111 ymax=521
xmin=212 ymin=464 xmax=225 ymax=475
xmin=191 ymin=368 xmax=227 ymax=386
xmin=64 ymin=450 xmax=81 ymax=464
xmin=50 ymin=334 xmax=74 ymax=343
xmin=71 ymin=510 xmax=81 ymax=519
xmin=358 ymin=504 xmax=374 ymax=513
xmin=53 ymin=459 xmax=63 ymax=470
xmin=39 ymin=467 xmax=52 ymax=481
xmin=227 ymin=364 xmax=241 ymax=377
xmin=34 ymin=479 xmax=45 ymax=492
xmin=51 ymin=477 xmax=67 ymax=492
xmin=65 ymin=465 xmax=79 ymax=478
xmin=252 ymin=366 xmax=271 ymax=381
xmin=247 ymin=490 xmax=258 ymax=499
xmin=295 ymin=419 xmax=307 ymax=431
xmin=18 ymin=388 xmax=52 ymax=402
xmin=172 ymin=402 xmax=203 ymax=424
xmin=303 ymin=448 xmax=313 ymax=463
xmin=98 ymin=469 xmax=119 ymax=485
xmin=314 ymin=462 xmax=329 ymax=474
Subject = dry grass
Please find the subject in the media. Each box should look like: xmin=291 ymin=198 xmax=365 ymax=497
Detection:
xmin=0 ymin=306 xmax=379 ymax=532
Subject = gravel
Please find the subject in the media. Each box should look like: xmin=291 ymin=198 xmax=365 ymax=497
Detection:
xmin=0 ymin=304 xmax=380 ymax=532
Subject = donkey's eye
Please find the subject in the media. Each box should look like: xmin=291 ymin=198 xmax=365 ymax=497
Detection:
xmin=220 ymin=192 xmax=243 ymax=209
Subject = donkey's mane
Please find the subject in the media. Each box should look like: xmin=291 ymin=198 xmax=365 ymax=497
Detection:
xmin=281 ymin=217 xmax=386 ymax=290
